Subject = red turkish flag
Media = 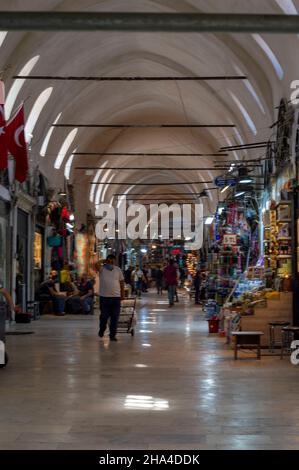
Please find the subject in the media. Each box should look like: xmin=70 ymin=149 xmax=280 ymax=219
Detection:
xmin=0 ymin=81 xmax=8 ymax=170
xmin=6 ymin=105 xmax=28 ymax=183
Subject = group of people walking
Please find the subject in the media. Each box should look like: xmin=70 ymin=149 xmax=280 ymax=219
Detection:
xmin=34 ymin=255 xmax=205 ymax=342
xmin=124 ymin=265 xmax=151 ymax=298
xmin=124 ymin=259 xmax=181 ymax=307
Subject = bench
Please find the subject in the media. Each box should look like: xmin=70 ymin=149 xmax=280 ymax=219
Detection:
xmin=231 ymin=331 xmax=264 ymax=360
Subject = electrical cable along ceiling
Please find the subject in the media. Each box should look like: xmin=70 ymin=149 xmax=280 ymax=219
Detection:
xmin=0 ymin=0 xmax=297 ymax=221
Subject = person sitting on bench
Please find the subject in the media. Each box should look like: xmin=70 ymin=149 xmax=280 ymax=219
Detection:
xmin=77 ymin=273 xmax=94 ymax=314
xmin=36 ymin=271 xmax=65 ymax=315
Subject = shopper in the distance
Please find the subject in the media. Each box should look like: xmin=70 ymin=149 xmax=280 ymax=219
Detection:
xmin=156 ymin=266 xmax=163 ymax=295
xmin=98 ymin=254 xmax=125 ymax=342
xmin=194 ymin=269 xmax=201 ymax=305
xmin=163 ymin=259 xmax=178 ymax=307
xmin=124 ymin=266 xmax=133 ymax=287
xmin=132 ymin=266 xmax=144 ymax=298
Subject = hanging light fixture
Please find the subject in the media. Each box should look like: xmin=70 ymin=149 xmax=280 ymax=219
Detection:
xmin=239 ymin=177 xmax=253 ymax=184
xmin=238 ymin=166 xmax=253 ymax=184
xmin=199 ymin=189 xmax=209 ymax=199
xmin=235 ymin=191 xmax=245 ymax=198
xmin=220 ymin=185 xmax=230 ymax=193
xmin=205 ymin=216 xmax=214 ymax=225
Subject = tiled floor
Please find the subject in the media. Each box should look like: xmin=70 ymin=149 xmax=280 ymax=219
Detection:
xmin=1 ymin=290 xmax=299 ymax=450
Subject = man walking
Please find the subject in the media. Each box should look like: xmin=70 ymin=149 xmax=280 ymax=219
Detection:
xmin=156 ymin=266 xmax=163 ymax=295
xmin=163 ymin=259 xmax=178 ymax=307
xmin=131 ymin=266 xmax=144 ymax=298
xmin=98 ymin=254 xmax=125 ymax=341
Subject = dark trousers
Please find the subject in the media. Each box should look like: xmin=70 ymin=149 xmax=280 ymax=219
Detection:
xmin=99 ymin=297 xmax=121 ymax=339
xmin=195 ymin=288 xmax=200 ymax=304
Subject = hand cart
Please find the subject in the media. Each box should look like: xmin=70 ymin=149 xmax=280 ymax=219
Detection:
xmin=0 ymin=302 xmax=9 ymax=368
xmin=118 ymin=297 xmax=137 ymax=336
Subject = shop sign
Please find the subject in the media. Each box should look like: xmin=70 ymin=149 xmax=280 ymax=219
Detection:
xmin=214 ymin=176 xmax=237 ymax=188
xmin=223 ymin=234 xmax=237 ymax=245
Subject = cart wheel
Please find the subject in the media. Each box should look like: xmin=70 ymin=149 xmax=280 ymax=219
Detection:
xmin=0 ymin=352 xmax=8 ymax=369
xmin=131 ymin=329 xmax=135 ymax=337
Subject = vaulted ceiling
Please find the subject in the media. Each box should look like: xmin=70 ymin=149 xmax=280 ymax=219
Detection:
xmin=1 ymin=0 xmax=298 ymax=221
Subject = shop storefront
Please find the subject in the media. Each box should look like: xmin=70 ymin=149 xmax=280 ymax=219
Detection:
xmin=202 ymin=98 xmax=299 ymax=344
xmin=0 ymin=188 xmax=11 ymax=289
xmin=46 ymin=192 xmax=74 ymax=284
xmin=33 ymin=227 xmax=44 ymax=293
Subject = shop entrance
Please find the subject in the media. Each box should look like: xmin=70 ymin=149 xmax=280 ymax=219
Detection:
xmin=16 ymin=209 xmax=29 ymax=307
xmin=0 ymin=200 xmax=10 ymax=288
xmin=33 ymin=227 xmax=44 ymax=294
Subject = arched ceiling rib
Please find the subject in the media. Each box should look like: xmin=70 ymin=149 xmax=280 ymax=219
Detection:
xmin=1 ymin=0 xmax=298 ymax=221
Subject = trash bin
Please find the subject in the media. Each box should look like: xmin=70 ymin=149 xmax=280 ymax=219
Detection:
xmin=0 ymin=303 xmax=8 ymax=368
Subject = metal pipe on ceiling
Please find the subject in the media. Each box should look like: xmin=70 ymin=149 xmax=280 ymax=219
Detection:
xmin=13 ymin=75 xmax=247 ymax=81
xmin=73 ymin=152 xmax=228 ymax=157
xmin=114 ymin=190 xmax=219 ymax=195
xmin=76 ymin=167 xmax=231 ymax=170
xmin=117 ymin=198 xmax=199 ymax=201
xmin=54 ymin=124 xmax=235 ymax=128
xmin=89 ymin=181 xmax=213 ymax=185
xmin=0 ymin=12 xmax=298 ymax=33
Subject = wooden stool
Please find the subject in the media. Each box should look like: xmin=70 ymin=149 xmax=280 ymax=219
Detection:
xmin=281 ymin=326 xmax=299 ymax=359
xmin=231 ymin=331 xmax=264 ymax=360
xmin=269 ymin=321 xmax=290 ymax=352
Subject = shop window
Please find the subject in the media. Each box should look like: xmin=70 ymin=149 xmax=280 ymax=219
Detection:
xmin=40 ymin=112 xmax=62 ymax=157
xmin=54 ymin=128 xmax=78 ymax=169
xmin=34 ymin=232 xmax=42 ymax=269
xmin=5 ymin=55 xmax=40 ymax=119
xmin=0 ymin=201 xmax=9 ymax=288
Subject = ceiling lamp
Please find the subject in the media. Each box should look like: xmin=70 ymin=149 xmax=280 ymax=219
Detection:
xmin=205 ymin=216 xmax=214 ymax=225
xmin=220 ymin=185 xmax=230 ymax=193
xmin=235 ymin=191 xmax=246 ymax=198
xmin=199 ymin=190 xmax=209 ymax=199
xmin=239 ymin=177 xmax=253 ymax=184
xmin=238 ymin=165 xmax=253 ymax=184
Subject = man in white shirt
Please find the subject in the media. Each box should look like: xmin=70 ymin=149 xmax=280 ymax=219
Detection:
xmin=98 ymin=254 xmax=125 ymax=342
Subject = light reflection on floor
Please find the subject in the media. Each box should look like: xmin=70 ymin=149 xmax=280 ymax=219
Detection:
xmin=2 ymin=289 xmax=299 ymax=450
xmin=124 ymin=395 xmax=169 ymax=410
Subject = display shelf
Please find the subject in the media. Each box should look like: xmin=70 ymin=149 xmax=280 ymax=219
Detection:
xmin=277 ymin=219 xmax=292 ymax=223
xmin=277 ymin=237 xmax=292 ymax=241
xmin=277 ymin=255 xmax=292 ymax=258
xmin=276 ymin=201 xmax=292 ymax=206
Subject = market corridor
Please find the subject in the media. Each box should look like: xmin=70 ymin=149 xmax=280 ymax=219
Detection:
xmin=1 ymin=291 xmax=299 ymax=450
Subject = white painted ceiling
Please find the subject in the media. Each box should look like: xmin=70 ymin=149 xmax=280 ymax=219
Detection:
xmin=1 ymin=0 xmax=298 ymax=219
